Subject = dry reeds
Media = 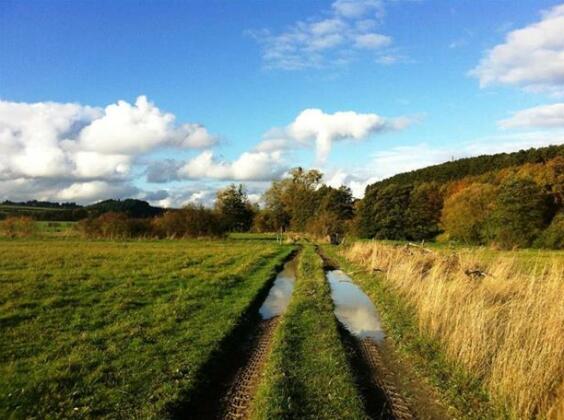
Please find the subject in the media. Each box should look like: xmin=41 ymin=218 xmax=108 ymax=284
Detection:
xmin=344 ymin=242 xmax=564 ymax=419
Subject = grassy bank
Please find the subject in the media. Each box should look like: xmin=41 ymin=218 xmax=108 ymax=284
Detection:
xmin=329 ymin=242 xmax=564 ymax=419
xmin=0 ymin=239 xmax=294 ymax=418
xmin=251 ymin=245 xmax=366 ymax=419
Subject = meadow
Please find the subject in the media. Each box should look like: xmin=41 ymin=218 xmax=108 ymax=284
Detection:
xmin=0 ymin=238 xmax=294 ymax=418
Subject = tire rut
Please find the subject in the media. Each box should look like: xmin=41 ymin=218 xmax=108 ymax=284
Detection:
xmin=317 ymin=247 xmax=414 ymax=420
xmin=222 ymin=318 xmax=279 ymax=419
xmin=359 ymin=338 xmax=414 ymax=420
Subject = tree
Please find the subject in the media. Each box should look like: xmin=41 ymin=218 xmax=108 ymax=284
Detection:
xmin=215 ymin=184 xmax=254 ymax=232
xmin=307 ymin=185 xmax=354 ymax=240
xmin=317 ymin=185 xmax=354 ymax=221
xmin=405 ymin=182 xmax=443 ymax=241
xmin=534 ymin=211 xmax=564 ymax=249
xmin=252 ymin=209 xmax=277 ymax=233
xmin=491 ymin=178 xmax=552 ymax=248
xmin=263 ymin=167 xmax=323 ymax=231
xmin=440 ymin=183 xmax=497 ymax=244
xmin=356 ymin=183 xmax=412 ymax=239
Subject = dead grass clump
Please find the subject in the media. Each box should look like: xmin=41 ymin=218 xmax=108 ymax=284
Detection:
xmin=344 ymin=242 xmax=564 ymax=419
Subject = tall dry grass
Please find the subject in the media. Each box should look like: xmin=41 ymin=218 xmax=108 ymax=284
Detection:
xmin=344 ymin=242 xmax=564 ymax=419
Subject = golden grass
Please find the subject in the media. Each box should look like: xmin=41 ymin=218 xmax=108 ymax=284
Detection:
xmin=344 ymin=242 xmax=564 ymax=419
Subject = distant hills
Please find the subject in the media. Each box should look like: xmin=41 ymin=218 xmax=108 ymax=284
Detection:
xmin=0 ymin=199 xmax=164 ymax=221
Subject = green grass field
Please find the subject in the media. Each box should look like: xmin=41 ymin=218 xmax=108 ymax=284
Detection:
xmin=0 ymin=238 xmax=294 ymax=418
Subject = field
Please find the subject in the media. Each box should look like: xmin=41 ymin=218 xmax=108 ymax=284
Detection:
xmin=0 ymin=238 xmax=294 ymax=418
xmin=1 ymin=236 xmax=563 ymax=419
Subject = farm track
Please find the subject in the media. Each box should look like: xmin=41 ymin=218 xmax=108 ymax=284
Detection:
xmin=317 ymin=247 xmax=414 ymax=420
xmin=222 ymin=318 xmax=278 ymax=419
xmin=169 ymin=251 xmax=297 ymax=420
xmin=358 ymin=338 xmax=413 ymax=420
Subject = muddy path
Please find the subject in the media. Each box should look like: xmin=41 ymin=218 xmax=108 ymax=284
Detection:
xmin=317 ymin=247 xmax=450 ymax=420
xmin=168 ymin=253 xmax=297 ymax=420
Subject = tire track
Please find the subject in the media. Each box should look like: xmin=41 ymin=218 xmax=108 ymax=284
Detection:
xmin=317 ymin=247 xmax=414 ymax=420
xmin=222 ymin=318 xmax=279 ymax=419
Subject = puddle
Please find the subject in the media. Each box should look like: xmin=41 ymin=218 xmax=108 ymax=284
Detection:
xmin=259 ymin=259 xmax=297 ymax=320
xmin=326 ymin=270 xmax=385 ymax=342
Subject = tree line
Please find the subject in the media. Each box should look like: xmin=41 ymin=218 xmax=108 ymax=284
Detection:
xmin=1 ymin=145 xmax=562 ymax=248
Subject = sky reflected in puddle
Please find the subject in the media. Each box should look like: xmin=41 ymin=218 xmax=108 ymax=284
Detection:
xmin=326 ymin=270 xmax=385 ymax=342
xmin=259 ymin=259 xmax=296 ymax=320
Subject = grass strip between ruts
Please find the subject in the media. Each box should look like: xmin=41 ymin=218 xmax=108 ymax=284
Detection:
xmin=251 ymin=244 xmax=367 ymax=419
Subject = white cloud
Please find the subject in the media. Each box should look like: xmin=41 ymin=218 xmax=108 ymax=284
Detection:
xmin=0 ymin=177 xmax=140 ymax=204
xmin=0 ymin=96 xmax=217 ymax=202
xmin=470 ymin=4 xmax=564 ymax=95
xmin=333 ymin=0 xmax=384 ymax=19
xmin=354 ymin=33 xmax=391 ymax=49
xmin=498 ymin=103 xmax=564 ymax=129
xmin=56 ymin=181 xmax=136 ymax=202
xmin=78 ymin=96 xmax=216 ymax=154
xmin=325 ymin=169 xmax=379 ymax=198
xmin=178 ymin=150 xmax=286 ymax=181
xmin=249 ymin=0 xmax=395 ymax=70
xmin=258 ymin=108 xmax=413 ymax=163
xmin=71 ymin=151 xmax=131 ymax=179
xmin=254 ymin=137 xmax=298 ymax=153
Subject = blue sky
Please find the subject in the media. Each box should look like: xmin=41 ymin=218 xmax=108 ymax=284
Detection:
xmin=1 ymin=0 xmax=563 ymax=206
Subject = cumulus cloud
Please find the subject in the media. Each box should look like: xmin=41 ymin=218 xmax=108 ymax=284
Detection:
xmin=0 ymin=177 xmax=140 ymax=204
xmin=178 ymin=150 xmax=286 ymax=181
xmin=325 ymin=169 xmax=379 ymax=198
xmin=354 ymin=33 xmax=391 ymax=49
xmin=257 ymin=108 xmax=413 ymax=163
xmin=470 ymin=4 xmax=564 ymax=95
xmin=0 ymin=96 xmax=217 ymax=202
xmin=249 ymin=0 xmax=395 ymax=70
xmin=78 ymin=96 xmax=216 ymax=154
xmin=498 ymin=103 xmax=564 ymax=129
xmin=56 ymin=181 xmax=139 ymax=202
xmin=146 ymin=159 xmax=182 ymax=183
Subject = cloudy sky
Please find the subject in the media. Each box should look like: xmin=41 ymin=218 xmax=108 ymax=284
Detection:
xmin=1 ymin=0 xmax=564 ymax=207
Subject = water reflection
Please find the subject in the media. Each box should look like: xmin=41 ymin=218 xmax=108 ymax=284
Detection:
xmin=259 ymin=259 xmax=297 ymax=320
xmin=326 ymin=270 xmax=385 ymax=342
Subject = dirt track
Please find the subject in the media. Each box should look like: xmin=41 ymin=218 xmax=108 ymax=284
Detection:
xmin=358 ymin=338 xmax=414 ymax=420
xmin=222 ymin=318 xmax=278 ymax=419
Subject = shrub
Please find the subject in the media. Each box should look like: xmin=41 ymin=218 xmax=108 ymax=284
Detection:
xmin=76 ymin=212 xmax=152 ymax=239
xmin=0 ymin=216 xmax=37 ymax=238
xmin=151 ymin=205 xmax=226 ymax=238
xmin=534 ymin=212 xmax=564 ymax=249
